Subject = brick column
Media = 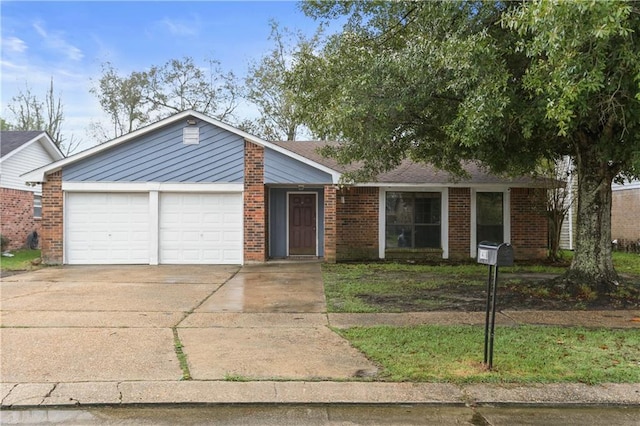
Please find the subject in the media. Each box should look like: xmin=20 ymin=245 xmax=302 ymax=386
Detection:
xmin=448 ymin=187 xmax=471 ymax=259
xmin=41 ymin=171 xmax=63 ymax=264
xmin=510 ymin=187 xmax=548 ymax=260
xmin=243 ymin=140 xmax=267 ymax=262
xmin=335 ymin=187 xmax=379 ymax=261
xmin=324 ymin=185 xmax=337 ymax=263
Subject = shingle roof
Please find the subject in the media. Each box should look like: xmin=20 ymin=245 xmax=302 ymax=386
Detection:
xmin=272 ymin=141 xmax=541 ymax=186
xmin=0 ymin=131 xmax=45 ymax=158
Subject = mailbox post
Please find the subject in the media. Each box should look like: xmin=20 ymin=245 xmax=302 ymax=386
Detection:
xmin=477 ymin=241 xmax=514 ymax=370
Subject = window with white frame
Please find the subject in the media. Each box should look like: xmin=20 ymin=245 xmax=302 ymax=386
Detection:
xmin=33 ymin=195 xmax=42 ymax=218
xmin=476 ymin=192 xmax=504 ymax=243
xmin=385 ymin=192 xmax=441 ymax=249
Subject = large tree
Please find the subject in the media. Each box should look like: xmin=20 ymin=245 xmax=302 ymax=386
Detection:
xmin=90 ymin=63 xmax=151 ymax=139
xmin=91 ymin=57 xmax=239 ymax=140
xmin=293 ymin=1 xmax=640 ymax=293
xmin=144 ymin=56 xmax=239 ymax=120
xmin=244 ymin=21 xmax=322 ymax=141
xmin=5 ymin=78 xmax=79 ymax=154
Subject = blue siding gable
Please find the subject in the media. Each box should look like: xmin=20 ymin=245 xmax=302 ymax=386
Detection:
xmin=63 ymin=121 xmax=244 ymax=182
xmin=264 ymin=148 xmax=332 ymax=184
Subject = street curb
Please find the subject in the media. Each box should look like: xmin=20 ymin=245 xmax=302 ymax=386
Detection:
xmin=2 ymin=381 xmax=639 ymax=409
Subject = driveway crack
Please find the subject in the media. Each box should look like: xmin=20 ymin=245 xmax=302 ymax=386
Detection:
xmin=175 ymin=267 xmax=241 ymax=328
xmin=2 ymin=283 xmax=56 ymax=301
xmin=173 ymin=328 xmax=192 ymax=381
xmin=170 ymin=268 xmax=240 ymax=383
xmin=38 ymin=383 xmax=58 ymax=406
xmin=1 ymin=384 xmax=18 ymax=407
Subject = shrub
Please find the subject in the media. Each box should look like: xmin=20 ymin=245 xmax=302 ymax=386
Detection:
xmin=0 ymin=234 xmax=9 ymax=252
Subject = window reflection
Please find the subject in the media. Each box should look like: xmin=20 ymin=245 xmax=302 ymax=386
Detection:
xmin=386 ymin=192 xmax=441 ymax=249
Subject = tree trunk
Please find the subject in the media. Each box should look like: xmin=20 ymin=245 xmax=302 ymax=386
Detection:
xmin=565 ymin=142 xmax=619 ymax=294
xmin=548 ymin=209 xmax=564 ymax=262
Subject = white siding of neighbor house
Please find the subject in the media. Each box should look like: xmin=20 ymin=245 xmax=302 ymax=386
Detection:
xmin=558 ymin=157 xmax=577 ymax=250
xmin=0 ymin=141 xmax=53 ymax=195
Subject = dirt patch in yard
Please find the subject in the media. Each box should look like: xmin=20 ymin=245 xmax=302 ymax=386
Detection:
xmin=355 ymin=274 xmax=640 ymax=312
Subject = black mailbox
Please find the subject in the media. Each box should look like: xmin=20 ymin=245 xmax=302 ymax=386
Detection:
xmin=477 ymin=242 xmax=514 ymax=267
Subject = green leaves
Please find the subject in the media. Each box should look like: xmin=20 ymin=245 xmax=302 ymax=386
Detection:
xmin=502 ymin=0 xmax=639 ymax=140
xmin=294 ymin=0 xmax=639 ymax=178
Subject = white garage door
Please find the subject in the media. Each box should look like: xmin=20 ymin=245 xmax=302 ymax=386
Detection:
xmin=66 ymin=193 xmax=149 ymax=264
xmin=159 ymin=193 xmax=242 ymax=264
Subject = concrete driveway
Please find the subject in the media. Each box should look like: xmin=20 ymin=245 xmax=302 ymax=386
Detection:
xmin=1 ymin=263 xmax=376 ymax=384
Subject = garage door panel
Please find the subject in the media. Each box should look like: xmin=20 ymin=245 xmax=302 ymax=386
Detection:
xmin=203 ymin=212 xmax=221 ymax=223
xmin=159 ymin=193 xmax=242 ymax=264
xmin=66 ymin=193 xmax=149 ymax=264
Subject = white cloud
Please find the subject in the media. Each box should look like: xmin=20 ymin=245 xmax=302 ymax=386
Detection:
xmin=2 ymin=36 xmax=28 ymax=53
xmin=33 ymin=21 xmax=84 ymax=61
xmin=159 ymin=17 xmax=199 ymax=37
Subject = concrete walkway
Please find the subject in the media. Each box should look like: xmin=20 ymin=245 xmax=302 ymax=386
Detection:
xmin=1 ymin=263 xmax=639 ymax=408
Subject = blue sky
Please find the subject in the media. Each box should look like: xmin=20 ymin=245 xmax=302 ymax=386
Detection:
xmin=1 ymin=1 xmax=329 ymax=151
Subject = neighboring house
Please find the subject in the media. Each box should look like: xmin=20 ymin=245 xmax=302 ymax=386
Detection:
xmin=1 ymin=131 xmax=64 ymax=250
xmin=558 ymin=154 xmax=639 ymax=251
xmin=612 ymin=180 xmax=640 ymax=250
xmin=23 ymin=111 xmax=548 ymax=265
xmin=558 ymin=156 xmax=577 ymax=251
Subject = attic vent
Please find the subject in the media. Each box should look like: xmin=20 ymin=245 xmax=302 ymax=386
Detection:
xmin=183 ymin=127 xmax=200 ymax=145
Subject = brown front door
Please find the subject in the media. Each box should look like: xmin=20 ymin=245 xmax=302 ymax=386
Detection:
xmin=289 ymin=193 xmax=316 ymax=256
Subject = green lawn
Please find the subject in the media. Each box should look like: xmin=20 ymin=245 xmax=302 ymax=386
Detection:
xmin=338 ymin=325 xmax=640 ymax=384
xmin=329 ymin=254 xmax=640 ymax=384
xmin=611 ymin=251 xmax=640 ymax=275
xmin=0 ymin=249 xmax=41 ymax=271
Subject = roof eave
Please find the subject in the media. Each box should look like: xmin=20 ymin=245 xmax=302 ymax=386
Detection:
xmin=1 ymin=131 xmax=63 ymax=164
xmin=350 ymin=181 xmax=548 ymax=188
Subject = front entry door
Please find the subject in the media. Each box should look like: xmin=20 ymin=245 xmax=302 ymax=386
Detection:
xmin=289 ymin=193 xmax=316 ymax=256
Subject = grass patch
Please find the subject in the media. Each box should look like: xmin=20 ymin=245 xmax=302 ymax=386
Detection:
xmin=224 ymin=373 xmax=251 ymax=382
xmin=555 ymin=250 xmax=640 ymax=275
xmin=0 ymin=249 xmax=41 ymax=271
xmin=613 ymin=251 xmax=640 ymax=275
xmin=172 ymin=329 xmax=192 ymax=381
xmin=338 ymin=325 xmax=640 ymax=384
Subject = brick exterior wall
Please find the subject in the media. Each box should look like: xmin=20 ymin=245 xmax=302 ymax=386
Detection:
xmin=324 ymin=185 xmax=337 ymax=263
xmin=612 ymin=188 xmax=640 ymax=241
xmin=335 ymin=187 xmax=379 ymax=261
xmin=0 ymin=188 xmax=40 ymax=250
xmin=510 ymin=187 xmax=548 ymax=260
xmin=40 ymin=171 xmax=63 ymax=264
xmin=448 ymin=188 xmax=471 ymax=259
xmin=243 ymin=140 xmax=267 ymax=262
